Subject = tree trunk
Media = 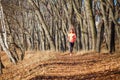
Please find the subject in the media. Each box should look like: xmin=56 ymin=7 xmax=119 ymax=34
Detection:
xmin=0 ymin=56 xmax=4 ymax=74
xmin=0 ymin=1 xmax=16 ymax=64
xmin=28 ymin=0 xmax=55 ymax=51
xmin=85 ymin=0 xmax=97 ymax=51
xmin=96 ymin=21 xmax=104 ymax=52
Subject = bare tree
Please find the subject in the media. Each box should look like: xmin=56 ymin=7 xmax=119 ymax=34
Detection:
xmin=0 ymin=0 xmax=16 ymax=64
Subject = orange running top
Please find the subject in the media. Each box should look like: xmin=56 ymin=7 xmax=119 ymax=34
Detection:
xmin=68 ymin=33 xmax=76 ymax=43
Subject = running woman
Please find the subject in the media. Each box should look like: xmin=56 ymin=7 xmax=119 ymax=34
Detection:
xmin=68 ymin=26 xmax=76 ymax=55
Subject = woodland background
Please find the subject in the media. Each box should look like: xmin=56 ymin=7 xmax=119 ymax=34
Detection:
xmin=0 ymin=0 xmax=120 ymax=74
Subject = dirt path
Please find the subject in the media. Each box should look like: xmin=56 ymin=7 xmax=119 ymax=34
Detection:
xmin=0 ymin=52 xmax=120 ymax=80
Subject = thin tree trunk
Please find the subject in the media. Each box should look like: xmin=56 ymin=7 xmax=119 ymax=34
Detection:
xmin=28 ymin=0 xmax=55 ymax=51
xmin=85 ymin=0 xmax=97 ymax=51
xmin=0 ymin=56 xmax=4 ymax=74
xmin=0 ymin=1 xmax=16 ymax=64
xmin=100 ymin=0 xmax=110 ymax=52
xmin=96 ymin=21 xmax=104 ymax=52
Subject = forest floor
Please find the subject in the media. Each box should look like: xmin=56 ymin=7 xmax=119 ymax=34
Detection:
xmin=0 ymin=51 xmax=120 ymax=80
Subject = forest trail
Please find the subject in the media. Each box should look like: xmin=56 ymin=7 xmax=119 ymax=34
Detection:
xmin=0 ymin=51 xmax=120 ymax=80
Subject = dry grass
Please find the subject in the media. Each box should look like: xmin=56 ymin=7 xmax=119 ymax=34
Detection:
xmin=0 ymin=51 xmax=58 ymax=80
xmin=76 ymin=50 xmax=96 ymax=55
xmin=1 ymin=51 xmax=57 ymax=67
xmin=0 ymin=51 xmax=120 ymax=80
xmin=24 ymin=50 xmax=57 ymax=61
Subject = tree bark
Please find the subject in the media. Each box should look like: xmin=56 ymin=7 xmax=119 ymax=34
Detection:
xmin=0 ymin=1 xmax=16 ymax=64
xmin=96 ymin=21 xmax=104 ymax=52
xmin=28 ymin=0 xmax=55 ymax=51
xmin=85 ymin=0 xmax=97 ymax=51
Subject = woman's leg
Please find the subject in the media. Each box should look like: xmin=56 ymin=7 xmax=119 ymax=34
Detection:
xmin=69 ymin=42 xmax=74 ymax=53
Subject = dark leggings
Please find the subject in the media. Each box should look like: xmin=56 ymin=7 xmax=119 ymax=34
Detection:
xmin=69 ymin=42 xmax=74 ymax=53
